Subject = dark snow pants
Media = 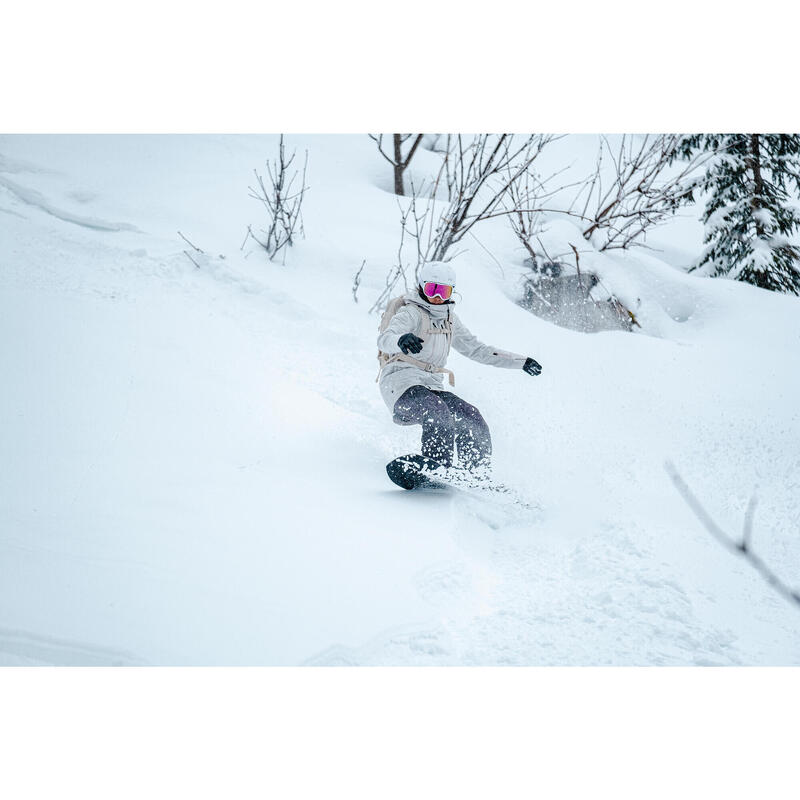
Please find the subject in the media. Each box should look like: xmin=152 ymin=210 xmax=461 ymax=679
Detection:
xmin=392 ymin=385 xmax=492 ymax=469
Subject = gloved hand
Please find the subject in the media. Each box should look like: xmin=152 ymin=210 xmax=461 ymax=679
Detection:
xmin=522 ymin=357 xmax=542 ymax=376
xmin=398 ymin=333 xmax=424 ymax=355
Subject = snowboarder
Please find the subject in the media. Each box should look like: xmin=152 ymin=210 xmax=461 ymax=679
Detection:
xmin=377 ymin=262 xmax=542 ymax=478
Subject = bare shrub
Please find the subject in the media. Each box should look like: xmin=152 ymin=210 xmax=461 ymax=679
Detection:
xmin=570 ymin=134 xmax=708 ymax=251
xmin=427 ymin=134 xmax=556 ymax=262
xmin=246 ymin=135 xmax=309 ymax=264
xmin=371 ymin=134 xmax=558 ymax=311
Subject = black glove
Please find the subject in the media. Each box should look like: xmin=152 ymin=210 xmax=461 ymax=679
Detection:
xmin=398 ymin=333 xmax=424 ymax=355
xmin=522 ymin=357 xmax=542 ymax=376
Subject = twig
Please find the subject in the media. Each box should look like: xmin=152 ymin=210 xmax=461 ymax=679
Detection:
xmin=569 ymin=242 xmax=584 ymax=291
xmin=240 ymin=226 xmax=253 ymax=251
xmin=183 ymin=250 xmax=201 ymax=268
xmin=428 ymin=134 xmax=555 ymax=262
xmin=573 ymin=135 xmax=710 ymax=251
xmin=535 ymin=236 xmax=560 ymax=268
xmin=178 ymin=231 xmax=204 ymax=253
xmin=352 ymin=260 xmax=365 ymax=304
xmin=665 ymin=461 xmax=800 ymax=609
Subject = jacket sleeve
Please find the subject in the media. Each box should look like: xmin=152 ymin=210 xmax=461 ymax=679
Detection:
xmin=451 ymin=314 xmax=528 ymax=369
xmin=377 ymin=307 xmax=421 ymax=354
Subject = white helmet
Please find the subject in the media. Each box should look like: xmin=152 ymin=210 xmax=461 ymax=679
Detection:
xmin=418 ymin=261 xmax=456 ymax=290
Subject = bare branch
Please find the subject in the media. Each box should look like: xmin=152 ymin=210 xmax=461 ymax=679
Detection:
xmin=373 ymin=135 xmax=560 ymax=310
xmin=428 ymin=134 xmax=556 ymax=262
xmin=178 ymin=231 xmax=204 ymax=253
xmin=369 ymin=192 xmax=420 ymax=313
xmin=352 ymin=259 xmax=365 ymax=304
xmin=573 ymin=135 xmax=711 ymax=251
xmin=665 ymin=461 xmax=800 ymax=609
xmin=569 ymin=242 xmax=585 ymax=291
xmin=402 ymin=134 xmax=425 ymax=168
xmin=503 ymin=156 xmax=549 ymax=264
xmin=368 ymin=134 xmax=396 ymax=167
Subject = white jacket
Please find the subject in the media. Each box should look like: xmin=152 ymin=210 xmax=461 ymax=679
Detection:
xmin=377 ymin=292 xmax=527 ymax=410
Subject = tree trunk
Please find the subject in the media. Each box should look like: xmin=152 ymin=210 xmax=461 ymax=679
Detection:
xmin=749 ymin=134 xmax=766 ymax=238
xmin=393 ymin=134 xmax=405 ymax=196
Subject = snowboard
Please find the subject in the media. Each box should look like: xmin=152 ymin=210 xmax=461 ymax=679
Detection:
xmin=386 ymin=453 xmax=450 ymax=491
xmin=386 ymin=453 xmax=540 ymax=528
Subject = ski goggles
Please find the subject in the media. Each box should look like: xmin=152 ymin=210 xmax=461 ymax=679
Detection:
xmin=422 ymin=281 xmax=454 ymax=300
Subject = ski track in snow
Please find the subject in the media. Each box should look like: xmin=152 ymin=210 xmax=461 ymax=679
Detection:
xmin=0 ymin=626 xmax=148 ymax=666
xmin=1 ymin=135 xmax=799 ymax=666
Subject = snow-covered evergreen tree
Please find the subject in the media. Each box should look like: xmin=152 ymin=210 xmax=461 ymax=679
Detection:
xmin=680 ymin=134 xmax=800 ymax=295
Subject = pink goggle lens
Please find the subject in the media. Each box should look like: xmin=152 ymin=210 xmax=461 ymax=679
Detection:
xmin=422 ymin=282 xmax=453 ymax=300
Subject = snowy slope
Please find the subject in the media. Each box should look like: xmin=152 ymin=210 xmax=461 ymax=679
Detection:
xmin=1 ymin=134 xmax=799 ymax=665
